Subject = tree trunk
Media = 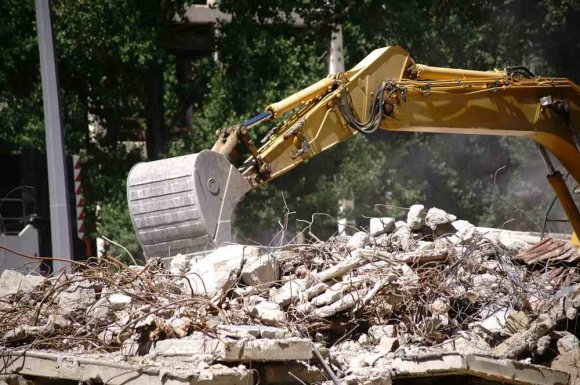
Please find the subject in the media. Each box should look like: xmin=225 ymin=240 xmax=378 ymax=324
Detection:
xmin=145 ymin=63 xmax=165 ymax=160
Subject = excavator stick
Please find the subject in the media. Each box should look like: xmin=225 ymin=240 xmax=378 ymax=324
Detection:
xmin=127 ymin=150 xmax=250 ymax=260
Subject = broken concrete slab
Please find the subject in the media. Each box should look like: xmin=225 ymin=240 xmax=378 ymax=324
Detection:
xmin=557 ymin=332 xmax=580 ymax=354
xmin=169 ymin=253 xmax=192 ymax=276
xmin=425 ymin=207 xmax=457 ymax=230
xmin=3 ymin=325 xmax=46 ymax=342
xmin=0 ymin=270 xmax=45 ymax=298
xmin=184 ymin=245 xmax=259 ymax=297
xmin=216 ymin=324 xmax=289 ymax=339
xmin=0 ymin=349 xmax=253 ymax=385
xmin=241 ymin=253 xmax=279 ymax=287
xmin=437 ymin=334 xmax=491 ymax=355
xmin=407 ymin=204 xmax=426 ymax=230
xmin=451 ymin=219 xmax=479 ymax=244
xmin=248 ymin=301 xmax=286 ymax=325
xmin=270 ymin=279 xmax=306 ymax=307
xmin=347 ymin=231 xmax=371 ymax=250
xmin=370 ymin=217 xmax=396 ymax=235
xmin=87 ymin=293 xmax=132 ymax=324
xmin=390 ymin=352 xmax=569 ymax=385
xmin=552 ymin=350 xmax=580 ymax=385
xmin=378 ymin=336 xmax=399 ymax=352
xmin=368 ymin=325 xmax=397 ymax=341
xmin=0 ymin=375 xmax=34 ymax=385
xmin=505 ymin=311 xmax=530 ymax=335
xmin=391 ymin=224 xmax=413 ymax=250
xmin=57 ymin=279 xmax=95 ymax=316
xmin=153 ymin=334 xmax=313 ymax=362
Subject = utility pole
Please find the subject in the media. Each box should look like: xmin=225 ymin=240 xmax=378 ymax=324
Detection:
xmin=35 ymin=0 xmax=74 ymax=271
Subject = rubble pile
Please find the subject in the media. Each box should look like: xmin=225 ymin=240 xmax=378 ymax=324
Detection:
xmin=1 ymin=204 xmax=579 ymax=384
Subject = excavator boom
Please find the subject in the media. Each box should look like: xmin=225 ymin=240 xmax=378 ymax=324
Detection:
xmin=128 ymin=46 xmax=580 ymax=259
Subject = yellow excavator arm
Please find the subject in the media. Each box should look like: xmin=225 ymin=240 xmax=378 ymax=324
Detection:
xmin=127 ymin=46 xmax=580 ymax=259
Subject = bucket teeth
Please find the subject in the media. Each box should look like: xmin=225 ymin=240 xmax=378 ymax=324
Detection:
xmin=127 ymin=150 xmax=251 ymax=260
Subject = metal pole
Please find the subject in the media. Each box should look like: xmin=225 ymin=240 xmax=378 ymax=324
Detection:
xmin=35 ymin=0 xmax=74 ymax=271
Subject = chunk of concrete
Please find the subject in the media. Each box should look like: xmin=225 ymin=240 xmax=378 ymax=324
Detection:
xmin=480 ymin=308 xmax=509 ymax=333
xmin=248 ymin=301 xmax=286 ymax=325
xmin=0 ymin=270 xmax=45 ymax=298
xmin=153 ymin=334 xmax=313 ymax=362
xmin=270 ymin=279 xmax=306 ymax=307
xmin=425 ymin=207 xmax=457 ymax=230
xmin=504 ymin=311 xmax=530 ymax=334
xmin=379 ymin=336 xmax=400 ymax=353
xmin=429 ymin=298 xmax=450 ymax=316
xmin=391 ymin=224 xmax=413 ymax=250
xmin=370 ymin=217 xmax=396 ymax=235
xmin=552 ymin=350 xmax=580 ymax=383
xmin=216 ymin=324 xmax=289 ymax=339
xmin=406 ymin=204 xmax=426 ymax=230
xmin=241 ymin=253 xmax=279 ymax=287
xmin=368 ymin=325 xmax=397 ymax=341
xmin=169 ymin=253 xmax=192 ymax=276
xmin=184 ymin=245 xmax=259 ymax=296
xmin=451 ymin=220 xmax=479 ymax=244
xmin=57 ymin=280 xmax=95 ymax=315
xmin=537 ymin=335 xmax=552 ymax=356
xmin=87 ymin=293 xmax=131 ymax=324
xmin=557 ymin=332 xmax=580 ymax=354
xmin=347 ymin=231 xmax=370 ymax=250
xmin=4 ymin=325 xmax=46 ymax=341
xmin=438 ymin=334 xmax=491 ymax=355
xmin=170 ymin=317 xmax=193 ymax=338
xmin=0 ymin=374 xmax=35 ymax=385
xmin=311 ymin=281 xmax=351 ymax=307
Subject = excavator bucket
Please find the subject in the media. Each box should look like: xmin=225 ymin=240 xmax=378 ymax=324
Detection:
xmin=126 ymin=150 xmax=251 ymax=260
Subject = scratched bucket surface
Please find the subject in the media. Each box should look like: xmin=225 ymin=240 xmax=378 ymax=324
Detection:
xmin=126 ymin=150 xmax=251 ymax=260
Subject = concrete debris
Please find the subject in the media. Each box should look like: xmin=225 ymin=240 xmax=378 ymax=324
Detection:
xmin=378 ymin=336 xmax=399 ymax=352
xmin=248 ymin=300 xmax=286 ymax=325
xmin=153 ymin=333 xmax=313 ymax=362
xmin=370 ymin=217 xmax=396 ymax=235
xmin=425 ymin=207 xmax=457 ymax=230
xmin=368 ymin=325 xmax=397 ymax=341
xmin=184 ymin=245 xmax=259 ymax=297
xmin=0 ymin=203 xmax=578 ymax=385
xmin=216 ymin=324 xmax=289 ymax=339
xmin=406 ymin=204 xmax=426 ymax=230
xmin=0 ymin=270 xmax=45 ymax=298
xmin=450 ymin=219 xmax=479 ymax=244
xmin=557 ymin=332 xmax=580 ymax=354
xmin=347 ymin=231 xmax=371 ymax=250
xmin=169 ymin=253 xmax=192 ymax=275
xmin=57 ymin=279 xmax=95 ymax=315
xmin=241 ymin=253 xmax=279 ymax=287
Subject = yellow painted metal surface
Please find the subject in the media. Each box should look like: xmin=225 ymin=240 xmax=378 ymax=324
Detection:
xmin=243 ymin=45 xmax=580 ymax=237
xmin=413 ymin=64 xmax=504 ymax=80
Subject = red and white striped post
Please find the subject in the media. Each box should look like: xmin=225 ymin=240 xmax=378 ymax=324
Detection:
xmin=72 ymin=155 xmax=85 ymax=240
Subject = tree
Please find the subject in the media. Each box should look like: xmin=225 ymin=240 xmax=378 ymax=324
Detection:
xmin=0 ymin=0 xmax=577 ymax=259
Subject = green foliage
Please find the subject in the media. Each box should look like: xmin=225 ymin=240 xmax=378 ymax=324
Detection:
xmin=0 ymin=0 xmax=577 ymax=258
